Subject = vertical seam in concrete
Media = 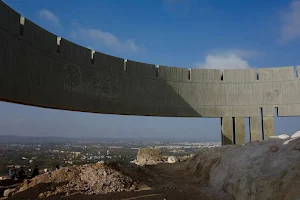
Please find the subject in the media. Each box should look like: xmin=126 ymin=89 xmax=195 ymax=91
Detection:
xmin=248 ymin=117 xmax=251 ymax=142
xmin=221 ymin=117 xmax=223 ymax=145
xmin=260 ymin=107 xmax=264 ymax=140
xmin=232 ymin=117 xmax=236 ymax=145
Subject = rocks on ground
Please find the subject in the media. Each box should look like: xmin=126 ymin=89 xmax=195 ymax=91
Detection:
xmin=167 ymin=156 xmax=179 ymax=164
xmin=134 ymin=148 xmax=164 ymax=166
xmin=3 ymin=188 xmax=17 ymax=197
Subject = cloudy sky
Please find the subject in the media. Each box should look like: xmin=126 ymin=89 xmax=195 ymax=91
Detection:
xmin=1 ymin=0 xmax=300 ymax=141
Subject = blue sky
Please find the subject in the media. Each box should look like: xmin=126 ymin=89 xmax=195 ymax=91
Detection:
xmin=1 ymin=0 xmax=300 ymax=140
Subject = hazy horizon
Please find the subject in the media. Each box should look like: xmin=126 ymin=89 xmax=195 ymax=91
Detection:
xmin=1 ymin=101 xmax=300 ymax=142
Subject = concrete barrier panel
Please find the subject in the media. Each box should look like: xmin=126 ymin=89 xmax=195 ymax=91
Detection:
xmin=190 ymin=69 xmax=221 ymax=81
xmin=0 ymin=28 xmax=18 ymax=76
xmin=0 ymin=1 xmax=20 ymax=36
xmin=225 ymin=83 xmax=246 ymax=106
xmin=278 ymin=105 xmax=300 ymax=116
xmin=93 ymin=52 xmax=124 ymax=73
xmin=60 ymin=39 xmax=90 ymax=65
xmin=15 ymin=39 xmax=35 ymax=82
xmin=126 ymin=60 xmax=156 ymax=79
xmin=177 ymin=67 xmax=189 ymax=82
xmin=263 ymin=116 xmax=274 ymax=139
xmin=262 ymin=106 xmax=274 ymax=116
xmin=43 ymin=55 xmax=65 ymax=90
xmin=249 ymin=117 xmax=261 ymax=141
xmin=222 ymin=117 xmax=233 ymax=145
xmin=229 ymin=106 xmax=260 ymax=117
xmin=235 ymin=117 xmax=245 ymax=145
xmin=223 ymin=69 xmax=256 ymax=82
xmin=22 ymin=19 xmax=57 ymax=54
xmin=158 ymin=65 xmax=177 ymax=81
xmin=257 ymin=67 xmax=294 ymax=81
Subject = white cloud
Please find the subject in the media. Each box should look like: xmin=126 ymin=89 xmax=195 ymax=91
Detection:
xmin=71 ymin=22 xmax=144 ymax=53
xmin=38 ymin=9 xmax=59 ymax=25
xmin=280 ymin=0 xmax=300 ymax=43
xmin=210 ymin=49 xmax=260 ymax=59
xmin=194 ymin=50 xmax=253 ymax=69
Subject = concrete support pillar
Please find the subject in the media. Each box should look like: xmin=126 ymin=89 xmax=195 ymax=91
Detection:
xmin=249 ymin=117 xmax=261 ymax=142
xmin=221 ymin=117 xmax=233 ymax=145
xmin=235 ymin=117 xmax=245 ymax=145
xmin=263 ymin=116 xmax=274 ymax=139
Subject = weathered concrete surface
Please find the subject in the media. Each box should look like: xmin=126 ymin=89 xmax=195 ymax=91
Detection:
xmin=234 ymin=117 xmax=245 ymax=145
xmin=1 ymin=1 xmax=300 ymax=143
xmin=263 ymin=116 xmax=274 ymax=139
xmin=250 ymin=117 xmax=262 ymax=142
xmin=221 ymin=118 xmax=233 ymax=145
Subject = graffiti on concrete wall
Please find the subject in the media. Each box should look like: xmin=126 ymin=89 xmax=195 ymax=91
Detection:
xmin=80 ymin=66 xmax=121 ymax=97
xmin=63 ymin=64 xmax=81 ymax=88
xmin=265 ymin=89 xmax=280 ymax=101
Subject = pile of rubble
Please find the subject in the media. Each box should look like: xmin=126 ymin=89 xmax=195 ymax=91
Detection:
xmin=9 ymin=161 xmax=155 ymax=199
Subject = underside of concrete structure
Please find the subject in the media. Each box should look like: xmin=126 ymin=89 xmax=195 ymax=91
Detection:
xmin=0 ymin=1 xmax=299 ymax=145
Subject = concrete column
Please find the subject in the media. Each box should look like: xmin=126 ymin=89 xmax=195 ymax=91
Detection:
xmin=221 ymin=117 xmax=233 ymax=145
xmin=263 ymin=116 xmax=274 ymax=139
xmin=235 ymin=117 xmax=245 ymax=145
xmin=249 ymin=117 xmax=261 ymax=142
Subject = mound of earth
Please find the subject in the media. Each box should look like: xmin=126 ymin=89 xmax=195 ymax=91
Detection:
xmin=7 ymin=161 xmax=159 ymax=199
xmin=179 ymin=134 xmax=300 ymax=200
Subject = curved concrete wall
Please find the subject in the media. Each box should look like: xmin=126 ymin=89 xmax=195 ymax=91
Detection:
xmin=1 ymin=2 xmax=299 ymax=144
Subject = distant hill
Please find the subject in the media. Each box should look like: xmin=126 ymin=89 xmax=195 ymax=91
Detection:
xmin=0 ymin=135 xmax=75 ymax=144
xmin=0 ymin=135 xmax=218 ymax=144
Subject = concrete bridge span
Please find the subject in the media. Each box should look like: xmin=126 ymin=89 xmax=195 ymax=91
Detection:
xmin=1 ymin=1 xmax=300 ymax=145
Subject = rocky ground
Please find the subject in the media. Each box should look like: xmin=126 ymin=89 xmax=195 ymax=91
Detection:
xmin=1 ymin=132 xmax=300 ymax=200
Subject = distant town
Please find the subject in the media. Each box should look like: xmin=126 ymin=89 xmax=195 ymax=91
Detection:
xmin=0 ymin=135 xmax=220 ymax=178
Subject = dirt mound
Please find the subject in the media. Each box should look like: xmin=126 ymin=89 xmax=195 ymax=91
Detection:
xmin=180 ymin=135 xmax=300 ymax=200
xmin=10 ymin=161 xmax=156 ymax=199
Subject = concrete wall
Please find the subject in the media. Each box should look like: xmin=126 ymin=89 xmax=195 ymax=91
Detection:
xmin=0 ymin=2 xmax=298 ymax=144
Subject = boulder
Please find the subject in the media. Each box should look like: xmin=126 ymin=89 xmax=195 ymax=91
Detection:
xmin=168 ymin=156 xmax=179 ymax=163
xmin=136 ymin=148 xmax=163 ymax=165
